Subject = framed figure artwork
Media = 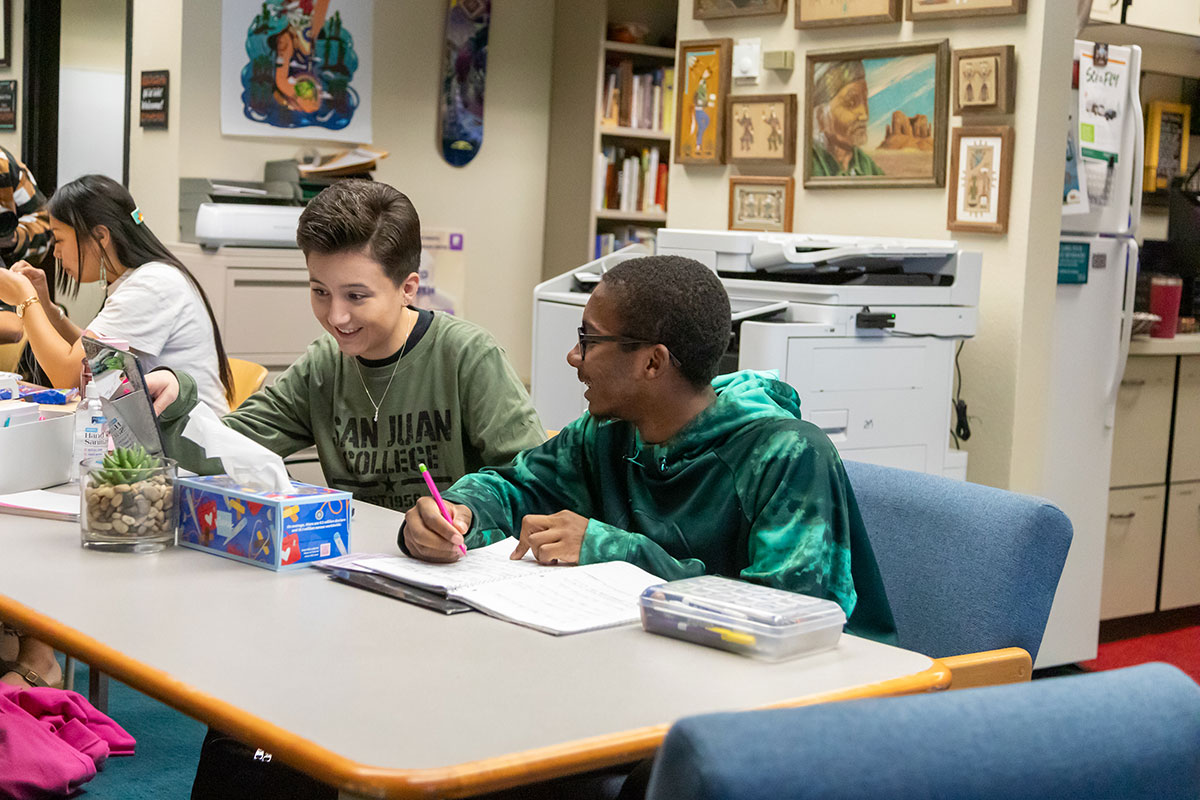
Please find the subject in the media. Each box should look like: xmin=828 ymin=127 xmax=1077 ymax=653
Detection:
xmin=676 ymin=39 xmax=733 ymax=166
xmin=729 ymin=176 xmax=794 ymax=232
xmin=796 ymin=0 xmax=900 ymax=28
xmin=694 ymin=0 xmax=786 ymax=20
xmin=803 ymin=40 xmax=949 ymax=188
xmin=952 ymin=46 xmax=1015 ymax=115
xmin=947 ymin=126 xmax=1014 ymax=234
xmin=0 ymin=0 xmax=9 ymax=67
xmin=906 ymin=0 xmax=1025 ymax=20
xmin=726 ymin=94 xmax=797 ymax=166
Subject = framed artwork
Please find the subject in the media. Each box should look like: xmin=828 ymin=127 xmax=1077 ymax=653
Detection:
xmin=0 ymin=0 xmax=9 ymax=67
xmin=796 ymin=0 xmax=900 ymax=28
xmin=1145 ymin=100 xmax=1191 ymax=191
xmin=952 ymin=46 xmax=1015 ymax=115
xmin=906 ymin=0 xmax=1026 ymax=21
xmin=729 ymin=176 xmax=795 ymax=232
xmin=726 ymin=94 xmax=797 ymax=166
xmin=695 ymin=0 xmax=786 ymax=20
xmin=803 ymin=40 xmax=949 ymax=188
xmin=676 ymin=38 xmax=733 ymax=166
xmin=947 ymin=126 xmax=1014 ymax=234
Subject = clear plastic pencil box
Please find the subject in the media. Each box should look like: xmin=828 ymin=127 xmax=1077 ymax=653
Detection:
xmin=639 ymin=575 xmax=846 ymax=661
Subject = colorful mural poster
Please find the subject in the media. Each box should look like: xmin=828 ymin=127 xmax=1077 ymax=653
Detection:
xmin=221 ymin=0 xmax=373 ymax=142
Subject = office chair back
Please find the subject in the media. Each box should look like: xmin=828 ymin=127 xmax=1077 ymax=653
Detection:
xmin=646 ymin=662 xmax=1200 ymax=800
xmin=843 ymin=460 xmax=1072 ymax=661
xmin=227 ymin=358 xmax=268 ymax=409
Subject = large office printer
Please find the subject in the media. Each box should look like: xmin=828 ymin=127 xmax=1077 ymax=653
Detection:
xmin=531 ymin=229 xmax=980 ymax=479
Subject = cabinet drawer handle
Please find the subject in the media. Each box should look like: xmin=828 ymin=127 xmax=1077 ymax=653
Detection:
xmin=1108 ymin=512 xmax=1136 ymax=520
xmin=232 ymin=279 xmax=311 ymax=289
xmin=1119 ymin=379 xmax=1145 ymax=387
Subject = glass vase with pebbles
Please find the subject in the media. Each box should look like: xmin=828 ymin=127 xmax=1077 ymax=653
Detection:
xmin=80 ymin=446 xmax=178 ymax=554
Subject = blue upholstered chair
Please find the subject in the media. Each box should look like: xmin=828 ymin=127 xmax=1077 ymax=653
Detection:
xmin=645 ymin=663 xmax=1200 ymax=800
xmin=843 ymin=461 xmax=1072 ymax=685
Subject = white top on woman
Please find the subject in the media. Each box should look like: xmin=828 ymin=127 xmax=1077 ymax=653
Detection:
xmin=89 ymin=261 xmax=229 ymax=416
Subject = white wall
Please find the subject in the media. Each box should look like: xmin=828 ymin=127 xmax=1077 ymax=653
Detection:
xmin=671 ymin=0 xmax=1076 ymax=490
xmin=165 ymin=0 xmax=555 ymax=381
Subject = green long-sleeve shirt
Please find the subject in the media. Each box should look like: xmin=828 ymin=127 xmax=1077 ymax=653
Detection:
xmin=441 ymin=371 xmax=896 ymax=643
xmin=159 ymin=312 xmax=546 ymax=510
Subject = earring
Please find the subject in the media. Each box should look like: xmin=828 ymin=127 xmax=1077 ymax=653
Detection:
xmin=99 ymin=252 xmax=111 ymax=284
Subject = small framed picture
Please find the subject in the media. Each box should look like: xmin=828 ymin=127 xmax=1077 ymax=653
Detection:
xmin=726 ymin=94 xmax=797 ymax=166
xmin=952 ymin=46 xmax=1015 ymax=115
xmin=695 ymin=0 xmax=786 ymax=20
xmin=796 ymin=0 xmax=900 ymax=28
xmin=947 ymin=126 xmax=1014 ymax=234
xmin=907 ymin=0 xmax=1026 ymax=20
xmin=803 ymin=40 xmax=949 ymax=188
xmin=729 ymin=176 xmax=794 ymax=232
xmin=676 ymin=38 xmax=733 ymax=166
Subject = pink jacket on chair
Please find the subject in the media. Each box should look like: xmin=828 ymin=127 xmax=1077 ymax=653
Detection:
xmin=0 ymin=681 xmax=135 ymax=799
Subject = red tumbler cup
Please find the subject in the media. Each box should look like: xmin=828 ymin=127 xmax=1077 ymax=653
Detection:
xmin=1149 ymin=276 xmax=1183 ymax=339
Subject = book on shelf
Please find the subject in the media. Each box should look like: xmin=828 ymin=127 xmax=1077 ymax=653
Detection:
xmin=662 ymin=68 xmax=675 ymax=134
xmin=597 ymin=144 xmax=667 ymax=214
xmin=595 ymin=225 xmax=659 ymax=258
xmin=606 ymin=61 xmax=671 ymax=132
xmin=357 ymin=539 xmax=662 ymax=635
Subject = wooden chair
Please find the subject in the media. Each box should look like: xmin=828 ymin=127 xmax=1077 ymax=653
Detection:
xmin=0 ymin=333 xmax=26 ymax=375
xmin=228 ymin=358 xmax=268 ymax=409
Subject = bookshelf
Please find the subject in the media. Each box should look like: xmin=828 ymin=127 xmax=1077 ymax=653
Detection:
xmin=542 ymin=0 xmax=678 ymax=279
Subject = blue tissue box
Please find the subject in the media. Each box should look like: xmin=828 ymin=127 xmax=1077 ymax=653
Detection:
xmin=177 ymin=475 xmax=352 ymax=570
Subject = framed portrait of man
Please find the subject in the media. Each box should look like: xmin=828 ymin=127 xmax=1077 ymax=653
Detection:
xmin=675 ymin=38 xmax=733 ymax=166
xmin=803 ymin=40 xmax=949 ymax=188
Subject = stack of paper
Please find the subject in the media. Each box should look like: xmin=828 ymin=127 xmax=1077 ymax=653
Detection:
xmin=0 ymin=489 xmax=80 ymax=522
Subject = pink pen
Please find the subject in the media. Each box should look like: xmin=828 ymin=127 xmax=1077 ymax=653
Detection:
xmin=419 ymin=463 xmax=467 ymax=555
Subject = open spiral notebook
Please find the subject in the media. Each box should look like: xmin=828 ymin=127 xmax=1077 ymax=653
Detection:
xmin=355 ymin=539 xmax=662 ymax=635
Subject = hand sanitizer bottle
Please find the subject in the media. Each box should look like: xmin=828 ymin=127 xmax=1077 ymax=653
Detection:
xmin=71 ymin=383 xmax=108 ymax=483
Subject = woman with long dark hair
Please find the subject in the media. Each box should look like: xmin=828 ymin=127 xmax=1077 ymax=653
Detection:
xmin=0 ymin=174 xmax=233 ymax=413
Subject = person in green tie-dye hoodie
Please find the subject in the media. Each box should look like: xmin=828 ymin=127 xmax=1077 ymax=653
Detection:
xmin=402 ymin=254 xmax=896 ymax=644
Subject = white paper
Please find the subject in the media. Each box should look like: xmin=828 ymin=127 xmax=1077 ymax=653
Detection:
xmin=358 ymin=540 xmax=544 ymax=594
xmin=360 ymin=541 xmax=663 ymax=635
xmin=454 ymin=561 xmax=661 ymax=635
xmin=0 ymin=490 xmax=81 ymax=521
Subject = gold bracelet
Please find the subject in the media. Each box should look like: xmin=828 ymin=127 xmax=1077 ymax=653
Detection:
xmin=14 ymin=295 xmax=39 ymax=319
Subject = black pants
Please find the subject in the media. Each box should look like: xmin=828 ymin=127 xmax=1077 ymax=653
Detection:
xmin=191 ymin=726 xmax=653 ymax=800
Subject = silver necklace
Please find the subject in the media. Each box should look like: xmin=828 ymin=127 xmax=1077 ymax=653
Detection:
xmin=354 ymin=309 xmax=416 ymax=422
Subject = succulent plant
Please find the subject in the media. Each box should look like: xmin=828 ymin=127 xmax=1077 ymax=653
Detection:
xmin=90 ymin=445 xmax=162 ymax=486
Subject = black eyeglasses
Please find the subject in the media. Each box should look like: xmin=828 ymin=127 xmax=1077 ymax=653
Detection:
xmin=577 ymin=327 xmax=681 ymax=367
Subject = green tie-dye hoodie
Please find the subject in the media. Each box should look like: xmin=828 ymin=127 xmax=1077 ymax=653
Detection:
xmin=440 ymin=370 xmax=897 ymax=643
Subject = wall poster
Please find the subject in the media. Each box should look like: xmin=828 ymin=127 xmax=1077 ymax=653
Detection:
xmin=221 ymin=0 xmax=373 ymax=142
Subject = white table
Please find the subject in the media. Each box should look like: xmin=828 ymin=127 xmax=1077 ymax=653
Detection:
xmin=0 ymin=501 xmax=947 ymax=798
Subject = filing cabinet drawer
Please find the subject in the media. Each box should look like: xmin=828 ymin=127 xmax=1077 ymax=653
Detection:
xmin=1110 ymin=356 xmax=1174 ymax=488
xmin=1170 ymin=356 xmax=1200 ymax=483
xmin=1160 ymin=482 xmax=1200 ymax=611
xmin=1100 ymin=486 xmax=1165 ymax=620
xmin=222 ymin=268 xmax=325 ymax=356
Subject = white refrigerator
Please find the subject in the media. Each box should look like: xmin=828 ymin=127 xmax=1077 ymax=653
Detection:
xmin=1037 ymin=41 xmax=1143 ymax=668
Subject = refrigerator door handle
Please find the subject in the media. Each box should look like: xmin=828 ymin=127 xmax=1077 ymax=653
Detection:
xmin=1127 ymin=65 xmax=1145 ymax=236
xmin=1106 ymin=239 xmax=1139 ymax=429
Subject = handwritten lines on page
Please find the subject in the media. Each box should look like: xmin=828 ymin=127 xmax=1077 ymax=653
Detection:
xmin=355 ymin=539 xmax=544 ymax=594
xmin=453 ymin=561 xmax=661 ymax=635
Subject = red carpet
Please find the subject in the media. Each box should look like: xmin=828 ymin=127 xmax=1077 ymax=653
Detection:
xmin=1080 ymin=624 xmax=1200 ymax=683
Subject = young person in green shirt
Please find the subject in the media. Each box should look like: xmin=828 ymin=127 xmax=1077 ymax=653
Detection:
xmin=402 ymin=255 xmax=896 ymax=643
xmin=147 ymin=179 xmax=545 ymax=509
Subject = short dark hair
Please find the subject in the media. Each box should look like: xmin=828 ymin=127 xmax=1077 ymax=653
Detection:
xmin=601 ymin=255 xmax=731 ymax=388
xmin=296 ymin=180 xmax=421 ymax=286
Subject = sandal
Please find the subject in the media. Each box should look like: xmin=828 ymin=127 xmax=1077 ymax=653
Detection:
xmin=1 ymin=661 xmax=62 ymax=689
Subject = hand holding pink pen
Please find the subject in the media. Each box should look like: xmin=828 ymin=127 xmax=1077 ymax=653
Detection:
xmin=419 ymin=463 xmax=468 ymax=555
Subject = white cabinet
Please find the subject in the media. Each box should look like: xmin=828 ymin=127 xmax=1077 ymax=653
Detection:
xmin=1088 ymin=0 xmax=1123 ymax=24
xmin=1124 ymin=0 xmax=1200 ymax=38
xmin=1109 ymin=355 xmax=1174 ymax=488
xmin=1171 ymin=356 xmax=1200 ymax=483
xmin=1101 ymin=486 xmax=1165 ymax=620
xmin=1160 ymin=481 xmax=1200 ymax=611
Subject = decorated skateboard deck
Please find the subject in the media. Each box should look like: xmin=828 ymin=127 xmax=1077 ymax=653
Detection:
xmin=438 ymin=0 xmax=491 ymax=167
